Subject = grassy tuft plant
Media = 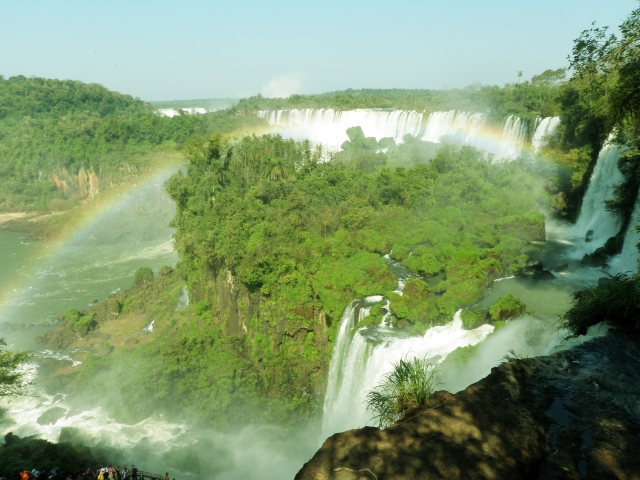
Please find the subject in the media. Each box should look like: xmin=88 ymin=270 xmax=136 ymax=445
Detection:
xmin=365 ymin=355 xmax=437 ymax=429
xmin=498 ymin=349 xmax=528 ymax=365
xmin=560 ymin=272 xmax=640 ymax=336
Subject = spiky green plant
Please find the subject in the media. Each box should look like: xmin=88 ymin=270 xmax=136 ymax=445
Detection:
xmin=560 ymin=272 xmax=640 ymax=336
xmin=365 ymin=355 xmax=437 ymax=429
xmin=498 ymin=349 xmax=528 ymax=365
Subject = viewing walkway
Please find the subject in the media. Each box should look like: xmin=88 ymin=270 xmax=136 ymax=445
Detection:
xmin=136 ymin=472 xmax=164 ymax=480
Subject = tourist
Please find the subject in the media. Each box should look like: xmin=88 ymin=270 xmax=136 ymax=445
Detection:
xmin=163 ymin=473 xmax=169 ymax=480
xmin=129 ymin=466 xmax=137 ymax=480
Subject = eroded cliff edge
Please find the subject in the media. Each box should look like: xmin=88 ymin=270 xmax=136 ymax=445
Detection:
xmin=296 ymin=332 xmax=640 ymax=480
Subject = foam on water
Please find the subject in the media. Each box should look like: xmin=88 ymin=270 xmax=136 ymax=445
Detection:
xmin=0 ymin=390 xmax=186 ymax=451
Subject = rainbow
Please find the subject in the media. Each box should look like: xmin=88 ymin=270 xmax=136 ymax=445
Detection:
xmin=0 ymin=161 xmax=182 ymax=331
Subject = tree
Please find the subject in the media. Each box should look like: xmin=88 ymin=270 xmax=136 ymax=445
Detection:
xmin=0 ymin=339 xmax=31 ymax=398
xmin=569 ymin=6 xmax=640 ymax=130
xmin=531 ymin=68 xmax=567 ymax=85
xmin=266 ymin=156 xmax=286 ymax=182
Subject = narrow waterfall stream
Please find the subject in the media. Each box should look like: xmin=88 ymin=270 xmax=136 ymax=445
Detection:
xmin=569 ymin=142 xmax=624 ymax=255
xmin=532 ymin=116 xmax=561 ymax=152
xmin=610 ymin=191 xmax=640 ymax=273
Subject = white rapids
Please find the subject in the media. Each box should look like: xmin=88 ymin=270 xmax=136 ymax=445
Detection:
xmin=321 ymin=305 xmax=493 ymax=437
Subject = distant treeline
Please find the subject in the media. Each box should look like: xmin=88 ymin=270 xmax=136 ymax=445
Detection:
xmin=232 ymin=69 xmax=567 ymax=122
xmin=151 ymin=98 xmax=237 ymax=111
xmin=0 ymin=75 xmax=264 ymax=211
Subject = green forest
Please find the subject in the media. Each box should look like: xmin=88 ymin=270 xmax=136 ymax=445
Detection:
xmin=0 ymin=76 xmax=263 ymax=212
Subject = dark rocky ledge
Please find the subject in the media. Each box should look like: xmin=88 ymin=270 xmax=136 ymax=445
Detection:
xmin=295 ymin=333 xmax=640 ymax=480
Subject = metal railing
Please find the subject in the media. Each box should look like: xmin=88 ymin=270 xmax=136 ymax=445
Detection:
xmin=135 ymin=472 xmax=163 ymax=480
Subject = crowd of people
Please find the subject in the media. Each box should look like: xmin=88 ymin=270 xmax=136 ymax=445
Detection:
xmin=3 ymin=466 xmax=173 ymax=480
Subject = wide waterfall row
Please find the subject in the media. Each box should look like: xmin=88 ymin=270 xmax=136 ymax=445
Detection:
xmin=258 ymin=108 xmax=560 ymax=162
xmin=257 ymin=109 xmax=424 ymax=147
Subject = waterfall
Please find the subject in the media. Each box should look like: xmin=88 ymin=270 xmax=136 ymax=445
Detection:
xmin=321 ymin=306 xmax=493 ymax=437
xmin=157 ymin=107 xmax=211 ymax=117
xmin=259 ymin=108 xmax=532 ymax=161
xmin=531 ymin=116 xmax=560 ymax=152
xmin=257 ymin=109 xmax=424 ymax=149
xmin=569 ymin=142 xmax=624 ymax=256
xmin=420 ymin=110 xmax=486 ymax=144
xmin=494 ymin=115 xmax=528 ymax=161
xmin=174 ymin=285 xmax=190 ymax=311
xmin=610 ymin=192 xmax=640 ymax=274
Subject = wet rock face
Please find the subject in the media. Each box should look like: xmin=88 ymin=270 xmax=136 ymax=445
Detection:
xmin=537 ymin=334 xmax=640 ymax=479
xmin=36 ymin=406 xmax=66 ymax=425
xmin=296 ymin=333 xmax=640 ymax=480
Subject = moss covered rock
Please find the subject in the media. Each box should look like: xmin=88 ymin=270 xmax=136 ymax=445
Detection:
xmin=489 ymin=294 xmax=526 ymax=321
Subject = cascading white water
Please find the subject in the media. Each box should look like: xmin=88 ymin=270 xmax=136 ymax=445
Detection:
xmin=257 ymin=109 xmax=424 ymax=149
xmin=259 ymin=108 xmax=530 ymax=161
xmin=567 ymin=142 xmax=624 ymax=257
xmin=494 ymin=115 xmax=528 ymax=161
xmin=174 ymin=285 xmax=190 ymax=311
xmin=610 ymin=192 xmax=640 ymax=274
xmin=531 ymin=116 xmax=560 ymax=152
xmin=321 ymin=307 xmax=494 ymax=436
xmin=157 ymin=107 xmax=222 ymax=117
xmin=322 ymin=296 xmax=381 ymax=433
xmin=420 ymin=110 xmax=487 ymax=144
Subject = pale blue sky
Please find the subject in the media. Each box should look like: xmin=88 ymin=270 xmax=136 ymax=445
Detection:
xmin=1 ymin=0 xmax=638 ymax=100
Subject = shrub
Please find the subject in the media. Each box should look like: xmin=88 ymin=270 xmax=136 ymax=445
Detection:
xmin=460 ymin=309 xmax=488 ymax=329
xmin=0 ymin=432 xmax=99 ymax=476
xmin=489 ymin=293 xmax=526 ymax=321
xmin=560 ymin=272 xmax=640 ymax=336
xmin=365 ymin=355 xmax=437 ymax=429
xmin=195 ymin=300 xmax=211 ymax=316
xmin=133 ymin=267 xmax=154 ymax=286
xmin=390 ymin=245 xmax=410 ymax=261
xmin=64 ymin=308 xmax=80 ymax=323
xmin=158 ymin=265 xmax=173 ymax=276
xmin=74 ymin=312 xmax=95 ymax=336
